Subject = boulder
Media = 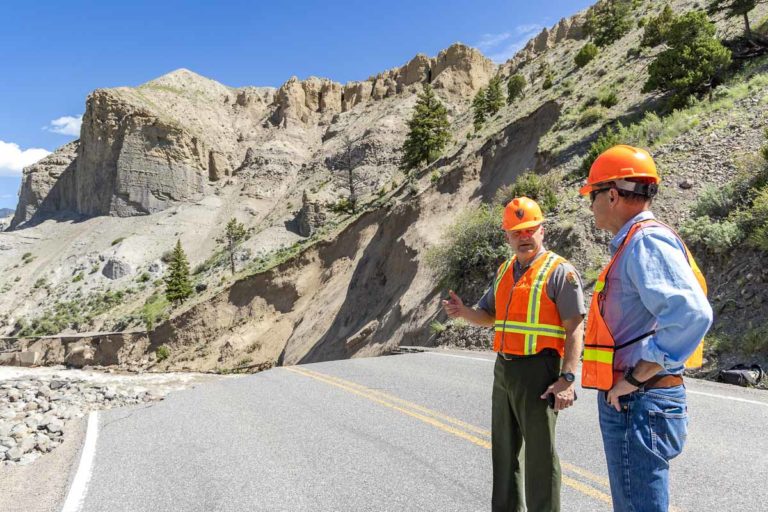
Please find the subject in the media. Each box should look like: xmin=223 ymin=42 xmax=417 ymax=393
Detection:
xmin=102 ymin=257 xmax=132 ymax=279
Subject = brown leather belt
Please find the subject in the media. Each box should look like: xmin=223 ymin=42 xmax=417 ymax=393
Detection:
xmin=642 ymin=374 xmax=684 ymax=389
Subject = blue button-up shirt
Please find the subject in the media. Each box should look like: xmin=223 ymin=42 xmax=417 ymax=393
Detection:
xmin=604 ymin=211 xmax=713 ymax=374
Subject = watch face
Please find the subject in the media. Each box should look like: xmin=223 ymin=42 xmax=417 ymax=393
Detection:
xmin=562 ymin=372 xmax=575 ymax=382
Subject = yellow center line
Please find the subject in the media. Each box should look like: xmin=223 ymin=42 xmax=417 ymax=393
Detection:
xmin=296 ymin=366 xmax=491 ymax=437
xmin=285 ymin=367 xmax=492 ymax=449
xmin=299 ymin=367 xmax=613 ymax=491
xmin=284 ymin=366 xmax=614 ymax=506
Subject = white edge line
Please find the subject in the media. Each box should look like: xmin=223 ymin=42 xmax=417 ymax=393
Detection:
xmin=423 ymin=352 xmax=495 ymax=362
xmin=61 ymin=410 xmax=99 ymax=512
xmin=425 ymin=352 xmax=768 ymax=407
xmin=687 ymin=390 xmax=768 ymax=407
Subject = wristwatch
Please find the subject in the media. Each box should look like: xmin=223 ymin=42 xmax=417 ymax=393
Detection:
xmin=624 ymin=368 xmax=645 ymax=388
xmin=560 ymin=372 xmax=575 ymax=383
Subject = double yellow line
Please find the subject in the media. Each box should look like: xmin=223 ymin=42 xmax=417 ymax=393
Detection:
xmin=284 ymin=365 xmax=613 ymax=506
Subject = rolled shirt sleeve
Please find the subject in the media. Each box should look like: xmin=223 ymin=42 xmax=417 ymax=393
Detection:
xmin=625 ymin=231 xmax=714 ymax=370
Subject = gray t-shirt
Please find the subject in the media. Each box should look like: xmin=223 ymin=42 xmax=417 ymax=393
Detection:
xmin=477 ymin=250 xmax=586 ymax=321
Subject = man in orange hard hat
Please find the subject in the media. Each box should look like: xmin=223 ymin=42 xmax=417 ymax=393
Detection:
xmin=443 ymin=196 xmax=586 ymax=512
xmin=580 ymin=145 xmax=712 ymax=512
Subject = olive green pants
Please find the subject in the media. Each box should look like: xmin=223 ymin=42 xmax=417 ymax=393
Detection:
xmin=491 ymin=352 xmax=561 ymax=512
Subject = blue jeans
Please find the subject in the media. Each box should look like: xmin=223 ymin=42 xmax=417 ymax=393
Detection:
xmin=598 ymin=385 xmax=688 ymax=512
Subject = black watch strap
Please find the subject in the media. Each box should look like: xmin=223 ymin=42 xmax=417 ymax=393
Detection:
xmin=624 ymin=370 xmax=645 ymax=387
xmin=560 ymin=372 xmax=575 ymax=383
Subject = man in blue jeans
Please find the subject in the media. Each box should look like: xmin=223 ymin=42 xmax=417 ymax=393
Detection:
xmin=579 ymin=145 xmax=713 ymax=512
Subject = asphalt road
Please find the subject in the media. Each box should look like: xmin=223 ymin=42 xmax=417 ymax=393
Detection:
xmin=72 ymin=350 xmax=768 ymax=511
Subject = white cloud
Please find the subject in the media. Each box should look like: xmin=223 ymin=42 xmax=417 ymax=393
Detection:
xmin=475 ymin=32 xmax=512 ymax=51
xmin=0 ymin=141 xmax=51 ymax=177
xmin=477 ymin=24 xmax=544 ymax=64
xmin=45 ymin=115 xmax=82 ymax=136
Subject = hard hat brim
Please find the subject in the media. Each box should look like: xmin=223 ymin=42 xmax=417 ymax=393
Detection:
xmin=503 ymin=219 xmax=544 ymax=231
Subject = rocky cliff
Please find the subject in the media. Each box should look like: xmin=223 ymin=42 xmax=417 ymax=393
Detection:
xmin=10 ymin=44 xmax=494 ymax=229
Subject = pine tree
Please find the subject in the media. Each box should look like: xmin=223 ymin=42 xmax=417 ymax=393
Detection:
xmin=507 ymin=74 xmax=526 ymax=104
xmin=643 ymin=11 xmax=731 ymax=108
xmin=223 ymin=218 xmax=247 ymax=275
xmin=484 ymin=75 xmax=505 ymax=116
xmin=584 ymin=0 xmax=634 ymax=47
xmin=708 ymin=0 xmax=767 ymax=40
xmin=472 ymin=87 xmax=487 ymax=131
xmin=400 ymin=84 xmax=451 ymax=172
xmin=164 ymin=239 xmax=192 ymax=304
xmin=641 ymin=4 xmax=676 ymax=47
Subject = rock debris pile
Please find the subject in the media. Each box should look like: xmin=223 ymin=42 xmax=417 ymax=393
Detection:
xmin=0 ymin=367 xmax=222 ymax=466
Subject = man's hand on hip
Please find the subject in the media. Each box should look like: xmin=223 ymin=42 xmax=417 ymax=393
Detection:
xmin=607 ymin=377 xmax=638 ymax=412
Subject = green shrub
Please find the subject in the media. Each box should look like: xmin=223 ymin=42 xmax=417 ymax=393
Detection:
xmin=430 ymin=321 xmax=447 ymax=334
xmin=507 ymin=74 xmax=526 ymax=104
xmin=575 ymin=43 xmax=599 ymax=68
xmin=575 ymin=125 xmax=628 ymax=179
xmin=33 ymin=278 xmax=47 ymax=289
xmin=692 ymin=185 xmax=737 ymax=219
xmin=329 ymin=197 xmax=354 ymax=214
xmin=156 ymin=345 xmax=170 ymax=362
xmin=598 ymin=89 xmax=619 ymax=108
xmin=542 ymin=73 xmax=554 ymax=90
xmin=137 ymin=272 xmax=151 ymax=283
xmin=22 ymin=252 xmax=32 ymax=261
xmin=425 ymin=204 xmax=510 ymax=301
xmin=72 ymin=273 xmax=84 ymax=283
xmin=111 ymin=237 xmax=126 ymax=246
xmin=431 ymin=171 xmax=440 ymax=183
xmin=679 ymin=217 xmax=743 ymax=254
xmin=745 ymin=188 xmax=768 ymax=251
xmin=494 ymin=172 xmax=558 ymax=213
xmin=577 ymin=107 xmax=604 ymax=127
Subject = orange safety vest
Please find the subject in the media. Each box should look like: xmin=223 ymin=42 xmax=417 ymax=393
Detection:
xmin=581 ymin=219 xmax=708 ymax=390
xmin=493 ymin=251 xmax=568 ymax=356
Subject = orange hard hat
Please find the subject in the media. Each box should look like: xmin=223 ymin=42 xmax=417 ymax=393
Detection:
xmin=579 ymin=145 xmax=661 ymax=195
xmin=502 ymin=197 xmax=544 ymax=231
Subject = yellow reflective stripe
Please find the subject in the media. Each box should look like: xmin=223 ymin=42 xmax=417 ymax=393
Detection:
xmin=494 ymin=259 xmax=513 ymax=295
xmin=594 ymin=280 xmax=605 ymax=293
xmin=494 ymin=320 xmax=566 ymax=339
xmin=583 ymin=348 xmax=614 ymax=365
xmin=494 ymin=320 xmax=566 ymax=333
xmin=495 ymin=327 xmax=567 ymax=340
xmin=526 ymin=253 xmax=560 ymax=354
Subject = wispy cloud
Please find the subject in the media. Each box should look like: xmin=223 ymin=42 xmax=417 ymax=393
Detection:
xmin=44 ymin=115 xmax=82 ymax=136
xmin=475 ymin=32 xmax=512 ymax=51
xmin=0 ymin=141 xmax=51 ymax=177
xmin=475 ymin=24 xmax=544 ymax=64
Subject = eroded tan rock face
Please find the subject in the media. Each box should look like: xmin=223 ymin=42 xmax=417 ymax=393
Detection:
xmin=10 ymin=45 xmax=495 ymax=228
xmin=9 ymin=142 xmax=79 ymax=230
xmin=278 ymin=43 xmax=495 ymax=120
xmin=76 ymin=89 xmax=211 ymax=216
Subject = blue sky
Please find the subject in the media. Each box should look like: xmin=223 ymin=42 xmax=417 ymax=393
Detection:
xmin=0 ymin=0 xmax=594 ymax=210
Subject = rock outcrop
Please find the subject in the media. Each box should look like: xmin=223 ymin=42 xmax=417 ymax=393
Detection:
xmin=9 ymin=142 xmax=79 ymax=230
xmin=296 ymin=191 xmax=326 ymax=237
xmin=503 ymin=14 xmax=587 ymax=73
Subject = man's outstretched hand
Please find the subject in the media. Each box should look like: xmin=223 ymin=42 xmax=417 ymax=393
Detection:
xmin=442 ymin=290 xmax=466 ymax=319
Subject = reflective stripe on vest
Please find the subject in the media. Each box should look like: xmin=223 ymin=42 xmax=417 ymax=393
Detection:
xmin=493 ymin=251 xmax=567 ymax=356
xmin=581 ymin=220 xmax=708 ymax=390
